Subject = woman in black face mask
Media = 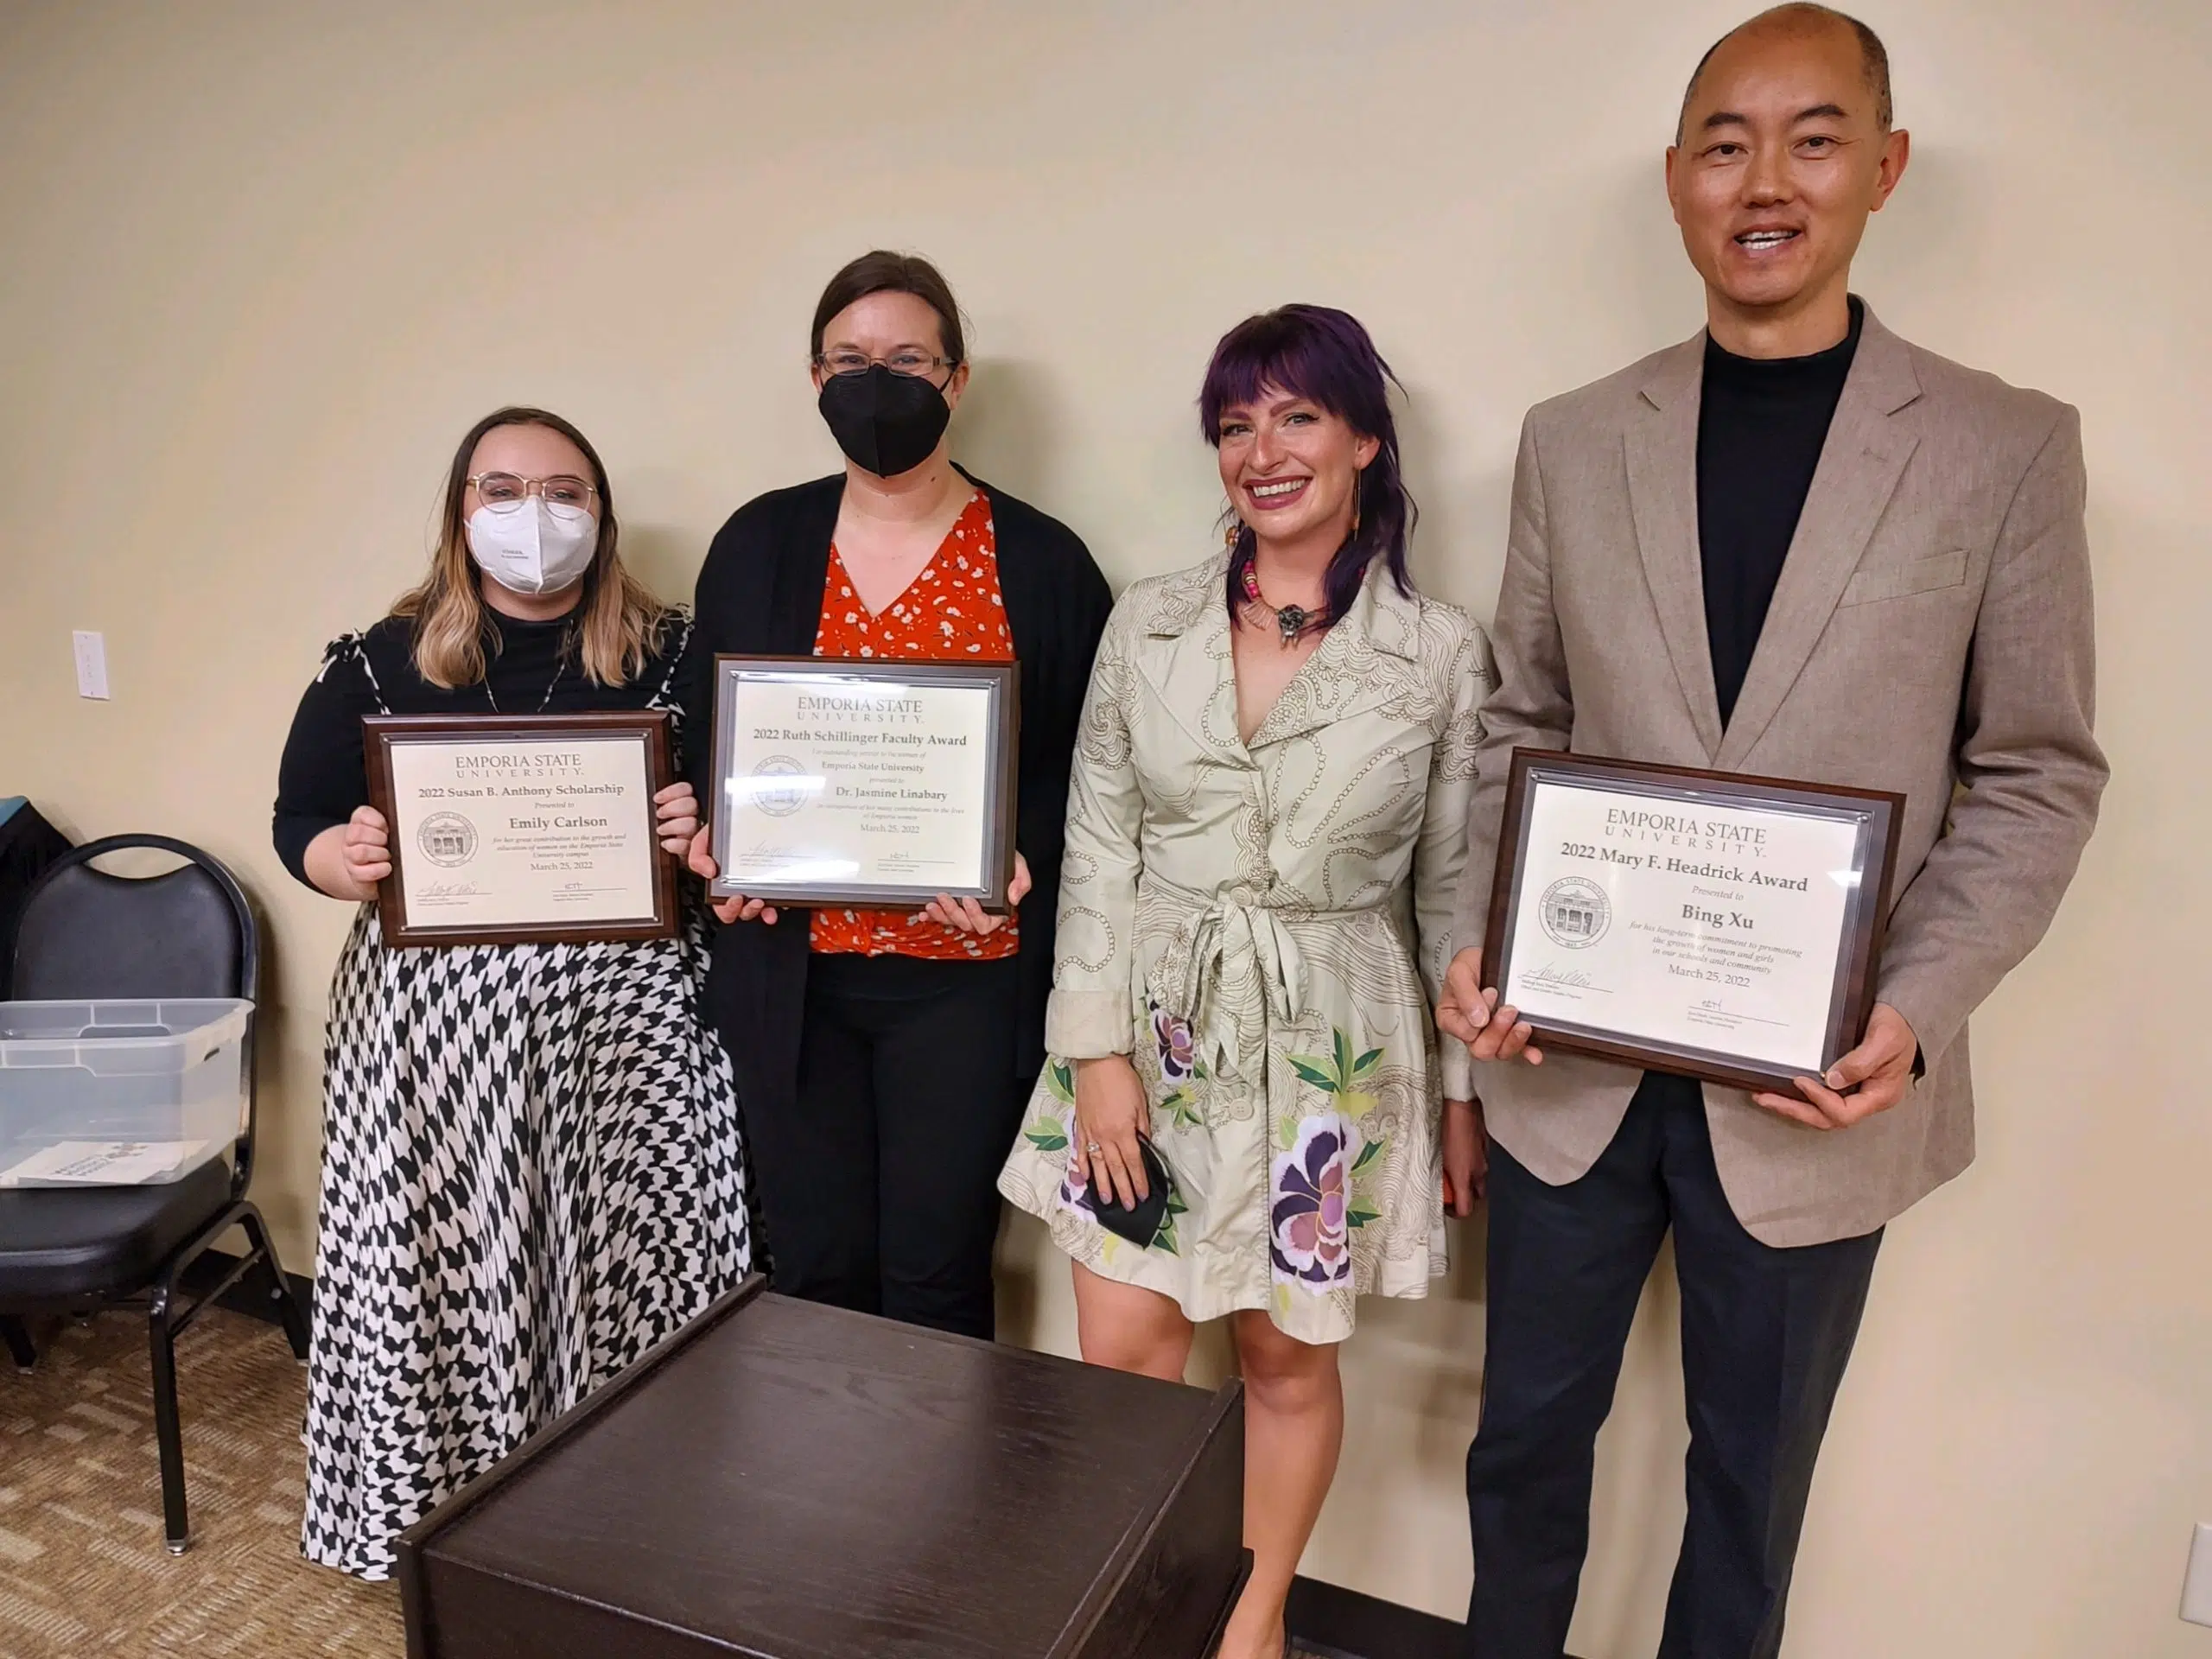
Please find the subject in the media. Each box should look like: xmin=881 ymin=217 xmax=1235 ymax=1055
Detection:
xmin=681 ymin=251 xmax=1112 ymax=1340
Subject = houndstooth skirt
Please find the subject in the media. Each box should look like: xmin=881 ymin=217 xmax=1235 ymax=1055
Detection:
xmin=299 ymin=903 xmax=751 ymax=1579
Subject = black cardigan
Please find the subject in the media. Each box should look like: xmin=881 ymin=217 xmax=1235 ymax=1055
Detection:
xmin=677 ymin=470 xmax=1113 ymax=1113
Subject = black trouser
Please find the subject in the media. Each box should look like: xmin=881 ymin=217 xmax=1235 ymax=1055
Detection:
xmin=739 ymin=951 xmax=1026 ymax=1341
xmin=1465 ymin=1071 xmax=1882 ymax=1659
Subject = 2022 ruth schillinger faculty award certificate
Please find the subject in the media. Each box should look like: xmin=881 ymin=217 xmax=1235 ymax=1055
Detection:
xmin=1483 ymin=751 xmax=1904 ymax=1092
xmin=363 ymin=713 xmax=679 ymax=948
xmin=708 ymin=657 xmax=1019 ymax=910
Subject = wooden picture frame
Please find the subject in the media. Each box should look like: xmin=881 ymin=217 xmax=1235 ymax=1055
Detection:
xmin=707 ymin=656 xmax=1020 ymax=912
xmin=1481 ymin=748 xmax=1904 ymax=1093
xmin=364 ymin=712 xmax=679 ymax=949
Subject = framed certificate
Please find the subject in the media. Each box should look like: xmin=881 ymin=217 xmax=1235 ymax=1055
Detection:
xmin=708 ymin=657 xmax=1019 ymax=910
xmin=1482 ymin=750 xmax=1904 ymax=1092
xmin=364 ymin=713 xmax=679 ymax=948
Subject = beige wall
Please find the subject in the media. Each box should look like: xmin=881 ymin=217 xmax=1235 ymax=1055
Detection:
xmin=3 ymin=1 xmax=2206 ymax=1651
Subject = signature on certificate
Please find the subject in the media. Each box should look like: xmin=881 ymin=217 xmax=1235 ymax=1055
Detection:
xmin=1522 ymin=962 xmax=1605 ymax=993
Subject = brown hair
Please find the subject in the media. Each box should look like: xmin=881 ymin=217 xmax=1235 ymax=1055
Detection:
xmin=392 ymin=406 xmax=668 ymax=690
xmin=809 ymin=251 xmax=967 ymax=365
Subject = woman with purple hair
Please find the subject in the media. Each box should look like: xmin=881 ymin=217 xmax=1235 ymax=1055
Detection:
xmin=997 ymin=304 xmax=1491 ymax=1656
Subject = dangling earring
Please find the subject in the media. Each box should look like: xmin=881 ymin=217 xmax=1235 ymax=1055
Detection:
xmin=1223 ymin=507 xmax=1245 ymax=553
xmin=1349 ymin=474 xmax=1363 ymax=539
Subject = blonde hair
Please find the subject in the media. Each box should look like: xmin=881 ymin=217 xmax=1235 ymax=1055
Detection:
xmin=393 ymin=406 xmax=668 ymax=689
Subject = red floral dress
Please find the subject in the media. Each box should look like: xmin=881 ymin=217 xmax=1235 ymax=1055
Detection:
xmin=809 ymin=491 xmax=1020 ymax=961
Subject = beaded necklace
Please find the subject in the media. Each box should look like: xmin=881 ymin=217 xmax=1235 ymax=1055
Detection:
xmin=1236 ymin=551 xmax=1329 ymax=646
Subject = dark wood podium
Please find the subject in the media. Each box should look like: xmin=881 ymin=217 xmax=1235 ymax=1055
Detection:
xmin=398 ymin=1278 xmax=1247 ymax=1658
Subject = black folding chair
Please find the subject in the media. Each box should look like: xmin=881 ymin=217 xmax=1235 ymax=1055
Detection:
xmin=0 ymin=834 xmax=310 ymax=1553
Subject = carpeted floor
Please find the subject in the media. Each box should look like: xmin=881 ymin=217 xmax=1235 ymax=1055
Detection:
xmin=2 ymin=1307 xmax=1340 ymax=1659
xmin=0 ymin=1307 xmax=403 ymax=1658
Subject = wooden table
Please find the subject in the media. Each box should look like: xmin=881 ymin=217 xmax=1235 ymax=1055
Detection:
xmin=399 ymin=1277 xmax=1247 ymax=1658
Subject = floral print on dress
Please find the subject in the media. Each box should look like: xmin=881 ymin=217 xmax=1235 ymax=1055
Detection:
xmin=1146 ymin=1182 xmax=1190 ymax=1256
xmin=1287 ymin=1027 xmax=1383 ymax=1118
xmin=1270 ymin=1117 xmax=1355 ymax=1287
xmin=1271 ymin=1027 xmax=1389 ymax=1294
xmin=1025 ymin=1056 xmax=1188 ymax=1253
xmin=1268 ymin=1122 xmax=1386 ymax=1295
xmin=1154 ymin=1005 xmax=1198 ymax=1081
xmin=993 ymin=552 xmax=1491 ymax=1344
xmin=1027 ymin=1059 xmax=1090 ymax=1217
xmin=1150 ymin=1001 xmax=1208 ymax=1131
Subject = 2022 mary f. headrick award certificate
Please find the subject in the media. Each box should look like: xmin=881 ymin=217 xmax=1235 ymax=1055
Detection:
xmin=1483 ymin=751 xmax=1904 ymax=1092
xmin=709 ymin=658 xmax=1018 ymax=910
xmin=364 ymin=714 xmax=678 ymax=948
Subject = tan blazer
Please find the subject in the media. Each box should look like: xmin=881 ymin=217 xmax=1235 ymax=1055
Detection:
xmin=1452 ymin=306 xmax=2107 ymax=1246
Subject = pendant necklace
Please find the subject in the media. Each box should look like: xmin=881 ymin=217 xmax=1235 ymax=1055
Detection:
xmin=483 ymin=628 xmax=571 ymax=714
xmin=1238 ymin=556 xmax=1327 ymax=647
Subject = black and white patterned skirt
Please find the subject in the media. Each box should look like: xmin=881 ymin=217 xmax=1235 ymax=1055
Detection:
xmin=301 ymin=905 xmax=751 ymax=1580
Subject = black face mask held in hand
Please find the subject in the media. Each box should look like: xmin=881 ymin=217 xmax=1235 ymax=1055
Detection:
xmin=1084 ymin=1139 xmax=1177 ymax=1248
xmin=817 ymin=365 xmax=953 ymax=478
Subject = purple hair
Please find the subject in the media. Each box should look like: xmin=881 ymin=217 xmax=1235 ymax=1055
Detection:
xmin=1198 ymin=304 xmax=1417 ymax=630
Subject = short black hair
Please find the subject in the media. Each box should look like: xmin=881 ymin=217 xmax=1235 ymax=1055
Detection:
xmin=810 ymin=251 xmax=966 ymax=365
xmin=1676 ymin=3 xmax=1893 ymax=143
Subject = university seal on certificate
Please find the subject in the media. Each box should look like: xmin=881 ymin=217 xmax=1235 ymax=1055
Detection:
xmin=1483 ymin=750 xmax=1904 ymax=1092
xmin=416 ymin=811 xmax=479 ymax=867
xmin=707 ymin=656 xmax=1019 ymax=910
xmin=363 ymin=713 xmax=679 ymax=948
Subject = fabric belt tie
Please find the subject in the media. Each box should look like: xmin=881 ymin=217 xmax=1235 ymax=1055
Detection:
xmin=1143 ymin=887 xmax=1371 ymax=1086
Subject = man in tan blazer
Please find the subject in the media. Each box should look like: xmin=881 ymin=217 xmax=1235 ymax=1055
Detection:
xmin=1437 ymin=8 xmax=2106 ymax=1656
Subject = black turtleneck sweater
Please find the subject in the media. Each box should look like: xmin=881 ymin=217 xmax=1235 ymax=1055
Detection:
xmin=271 ymin=608 xmax=682 ymax=888
xmin=1696 ymin=296 xmax=1863 ymax=725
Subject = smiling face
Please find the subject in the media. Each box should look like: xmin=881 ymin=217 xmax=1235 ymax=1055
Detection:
xmin=1215 ymin=387 xmax=1379 ymax=550
xmin=1665 ymin=11 xmax=1908 ymax=349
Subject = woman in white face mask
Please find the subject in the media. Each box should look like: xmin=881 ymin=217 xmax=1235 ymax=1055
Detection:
xmin=270 ymin=407 xmax=753 ymax=1580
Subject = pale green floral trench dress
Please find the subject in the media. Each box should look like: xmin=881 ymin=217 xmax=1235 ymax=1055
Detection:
xmin=997 ymin=552 xmax=1491 ymax=1344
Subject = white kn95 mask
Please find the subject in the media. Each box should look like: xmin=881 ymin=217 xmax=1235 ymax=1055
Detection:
xmin=466 ymin=499 xmax=596 ymax=596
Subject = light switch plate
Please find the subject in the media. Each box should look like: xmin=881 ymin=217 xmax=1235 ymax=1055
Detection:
xmin=73 ymin=630 xmax=110 ymax=700
xmin=2183 ymin=1522 xmax=2212 ymax=1627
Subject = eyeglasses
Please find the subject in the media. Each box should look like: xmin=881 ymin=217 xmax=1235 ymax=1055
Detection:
xmin=811 ymin=350 xmax=960 ymax=380
xmin=468 ymin=472 xmax=599 ymax=513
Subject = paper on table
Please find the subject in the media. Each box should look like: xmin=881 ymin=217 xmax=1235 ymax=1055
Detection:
xmin=0 ymin=1140 xmax=211 ymax=1186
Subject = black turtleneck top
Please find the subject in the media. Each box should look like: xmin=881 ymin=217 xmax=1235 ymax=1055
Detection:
xmin=271 ymin=607 xmax=682 ymax=888
xmin=1696 ymin=296 xmax=1864 ymax=725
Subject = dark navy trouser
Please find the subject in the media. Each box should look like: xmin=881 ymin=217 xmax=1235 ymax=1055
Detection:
xmin=1465 ymin=1071 xmax=1882 ymax=1659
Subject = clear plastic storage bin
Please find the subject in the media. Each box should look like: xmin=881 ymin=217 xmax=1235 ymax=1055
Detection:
xmin=0 ymin=999 xmax=249 ymax=1187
